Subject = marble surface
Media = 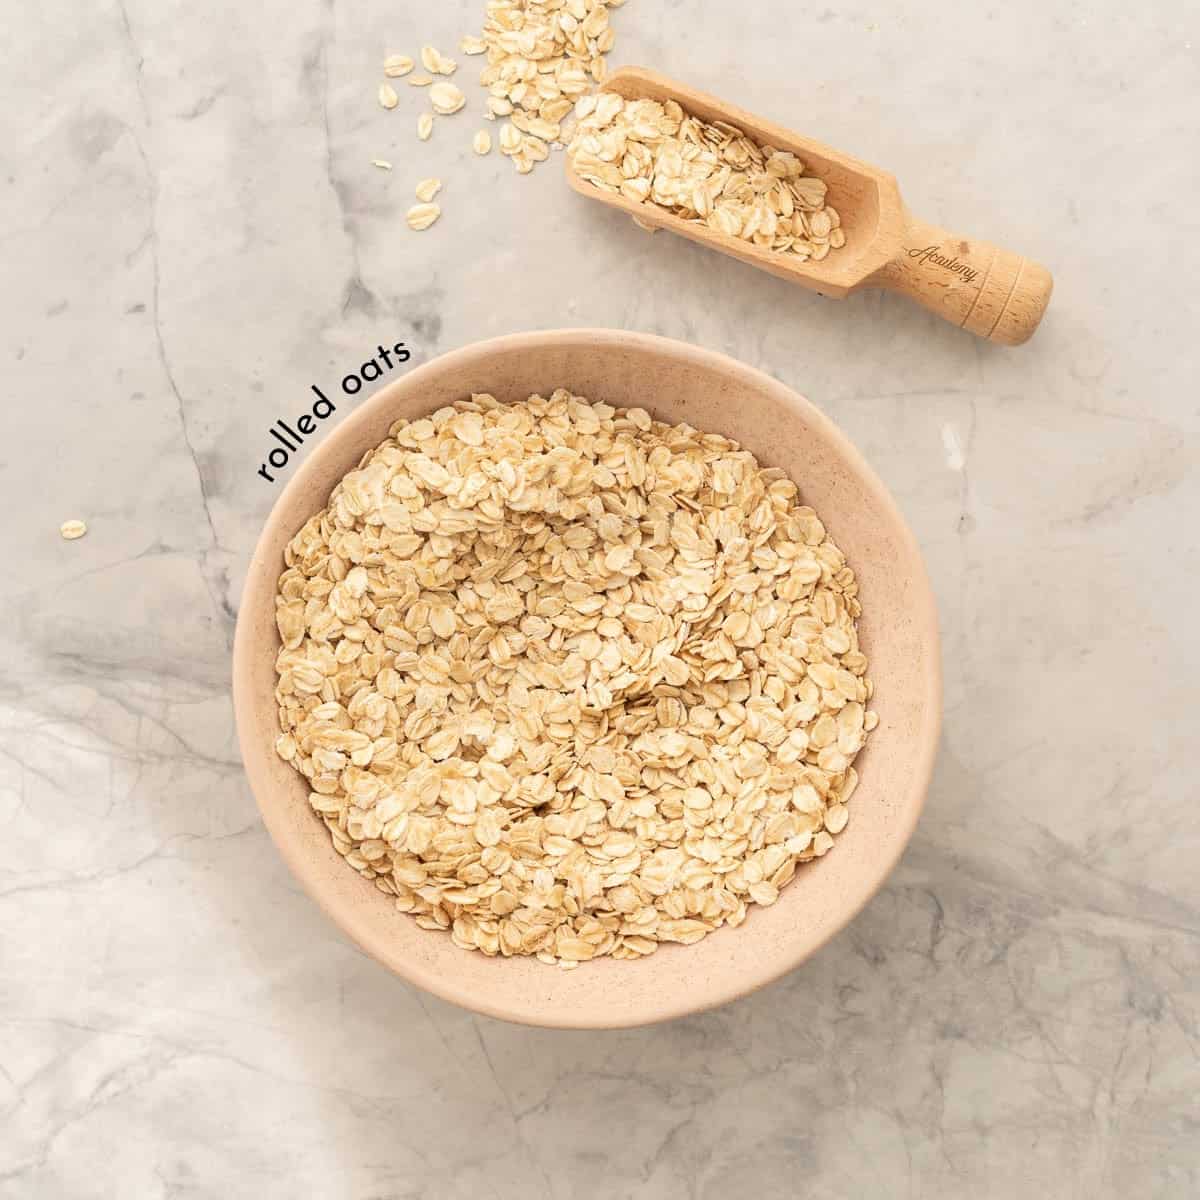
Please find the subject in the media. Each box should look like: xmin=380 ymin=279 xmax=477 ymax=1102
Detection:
xmin=3 ymin=0 xmax=1198 ymax=1195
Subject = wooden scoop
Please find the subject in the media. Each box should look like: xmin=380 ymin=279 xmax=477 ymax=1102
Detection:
xmin=565 ymin=67 xmax=1053 ymax=346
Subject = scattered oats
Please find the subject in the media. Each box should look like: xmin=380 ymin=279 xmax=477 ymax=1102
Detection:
xmin=417 ymin=113 xmax=434 ymax=141
xmin=408 ymin=74 xmax=434 ymax=87
xmin=473 ymin=129 xmax=493 ymax=155
xmin=378 ymin=82 xmax=399 ymax=110
xmin=568 ymin=93 xmax=844 ymax=263
xmin=371 ymin=158 xmax=393 ymax=170
xmin=415 ymin=177 xmax=442 ymax=202
xmin=384 ymin=54 xmax=415 ymax=78
xmin=467 ymin=0 xmax=626 ymax=175
xmin=273 ymin=390 xmax=874 ymax=967
xmin=406 ymin=202 xmax=441 ymax=230
xmin=429 ymin=81 xmax=466 ymax=115
xmin=59 ymin=519 xmax=87 ymax=540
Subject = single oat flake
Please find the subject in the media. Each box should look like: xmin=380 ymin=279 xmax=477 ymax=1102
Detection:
xmin=272 ymin=390 xmax=875 ymax=969
xmin=384 ymin=54 xmax=414 ymax=78
xmin=417 ymin=113 xmax=434 ymax=141
xmin=415 ymin=177 xmax=442 ymax=202
xmin=378 ymin=82 xmax=399 ymax=111
xmin=473 ymin=129 xmax=492 ymax=155
xmin=429 ymin=82 xmax=466 ymax=115
xmin=406 ymin=202 xmax=441 ymax=230
xmin=498 ymin=122 xmax=522 ymax=155
xmin=60 ymin=519 xmax=88 ymax=540
xmin=371 ymin=158 xmax=393 ymax=170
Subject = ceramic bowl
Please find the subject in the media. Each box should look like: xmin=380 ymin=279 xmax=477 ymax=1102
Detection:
xmin=233 ymin=329 xmax=941 ymax=1028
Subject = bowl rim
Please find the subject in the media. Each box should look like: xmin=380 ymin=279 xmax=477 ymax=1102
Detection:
xmin=233 ymin=328 xmax=942 ymax=1028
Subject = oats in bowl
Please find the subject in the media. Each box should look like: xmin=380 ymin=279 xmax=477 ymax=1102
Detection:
xmin=272 ymin=389 xmax=875 ymax=968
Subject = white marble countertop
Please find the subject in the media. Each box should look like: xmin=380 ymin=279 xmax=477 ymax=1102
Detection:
xmin=3 ymin=1 xmax=1198 ymax=1196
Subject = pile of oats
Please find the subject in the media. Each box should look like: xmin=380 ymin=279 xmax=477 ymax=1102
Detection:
xmin=472 ymin=0 xmax=625 ymax=174
xmin=376 ymin=2 xmax=627 ymax=226
xmin=568 ymin=94 xmax=846 ymax=261
xmin=274 ymin=390 xmax=875 ymax=967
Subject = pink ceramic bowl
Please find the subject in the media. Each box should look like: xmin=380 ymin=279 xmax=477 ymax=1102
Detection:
xmin=233 ymin=329 xmax=941 ymax=1028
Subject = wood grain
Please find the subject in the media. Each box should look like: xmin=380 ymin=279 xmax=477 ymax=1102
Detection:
xmin=565 ymin=67 xmax=1053 ymax=345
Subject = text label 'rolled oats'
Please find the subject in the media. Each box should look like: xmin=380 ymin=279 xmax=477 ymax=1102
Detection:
xmin=256 ymin=341 xmax=412 ymax=484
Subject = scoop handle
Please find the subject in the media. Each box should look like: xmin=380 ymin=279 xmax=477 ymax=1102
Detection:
xmin=876 ymin=217 xmax=1053 ymax=345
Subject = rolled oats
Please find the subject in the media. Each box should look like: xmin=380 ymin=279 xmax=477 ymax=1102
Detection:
xmin=415 ymin=177 xmax=443 ymax=202
xmin=421 ymin=45 xmax=457 ymax=75
xmin=568 ymin=94 xmax=844 ymax=263
xmin=273 ymin=390 xmax=875 ymax=967
xmin=465 ymin=0 xmax=626 ymax=175
xmin=384 ymin=54 xmax=415 ymax=78
xmin=498 ymin=122 xmax=522 ymax=155
xmin=59 ymin=519 xmax=88 ymax=540
xmin=473 ymin=129 xmax=493 ymax=155
xmin=405 ymin=202 xmax=441 ymax=230
xmin=430 ymin=81 xmax=467 ymax=115
xmin=378 ymin=82 xmax=400 ymax=110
